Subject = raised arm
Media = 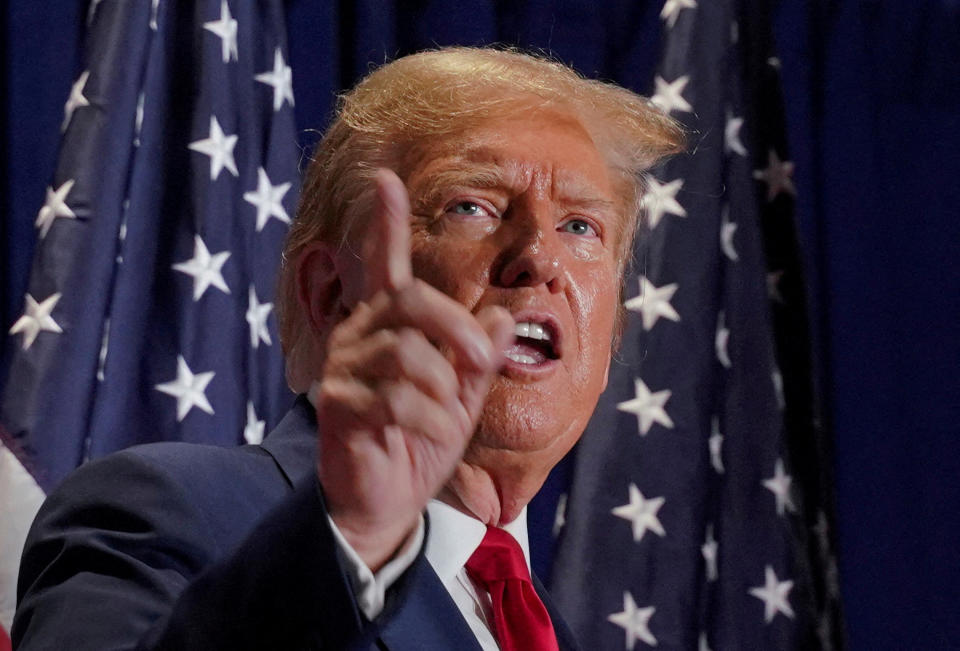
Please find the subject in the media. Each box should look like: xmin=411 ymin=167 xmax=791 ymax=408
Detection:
xmin=313 ymin=169 xmax=515 ymax=571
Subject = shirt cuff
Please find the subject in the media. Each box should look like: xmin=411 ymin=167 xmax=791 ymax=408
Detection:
xmin=328 ymin=514 xmax=425 ymax=620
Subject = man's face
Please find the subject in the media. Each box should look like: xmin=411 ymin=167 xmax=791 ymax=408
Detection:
xmin=394 ymin=109 xmax=624 ymax=478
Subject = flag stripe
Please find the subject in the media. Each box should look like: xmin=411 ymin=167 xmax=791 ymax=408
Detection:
xmin=0 ymin=444 xmax=45 ymax=632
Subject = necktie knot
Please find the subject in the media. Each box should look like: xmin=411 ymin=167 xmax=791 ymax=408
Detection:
xmin=465 ymin=526 xmax=559 ymax=651
xmin=465 ymin=525 xmax=530 ymax=584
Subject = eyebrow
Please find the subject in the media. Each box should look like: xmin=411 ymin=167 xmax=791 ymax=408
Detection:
xmin=410 ymin=154 xmax=620 ymax=215
xmin=411 ymin=161 xmax=509 ymax=213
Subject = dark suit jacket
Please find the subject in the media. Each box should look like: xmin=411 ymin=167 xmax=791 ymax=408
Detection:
xmin=13 ymin=397 xmax=580 ymax=650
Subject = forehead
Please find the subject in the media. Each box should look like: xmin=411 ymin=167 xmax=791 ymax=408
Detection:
xmin=399 ymin=109 xmax=618 ymax=198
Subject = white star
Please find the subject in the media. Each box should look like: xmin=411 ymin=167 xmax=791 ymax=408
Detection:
xmin=255 ymin=48 xmax=294 ymax=111
xmin=709 ymin=416 xmax=724 ymax=473
xmin=659 ymin=0 xmax=697 ymax=28
xmin=35 ymin=179 xmax=78 ymax=238
xmin=204 ymin=0 xmax=238 ymax=63
xmin=651 ymin=75 xmax=693 ymax=115
xmin=724 ymin=111 xmax=747 ymax=157
xmin=763 ymin=458 xmax=796 ymax=516
xmin=607 ymin=592 xmax=657 ymax=649
xmin=62 ymin=70 xmax=90 ymax=131
xmin=155 ymin=356 xmax=215 ymax=421
xmin=150 ymin=0 xmax=159 ymax=30
xmin=641 ymin=177 xmax=686 ymax=230
xmin=172 ymin=235 xmax=231 ymax=301
xmin=767 ymin=56 xmax=782 ymax=69
xmin=243 ymin=167 xmax=292 ymax=231
xmin=772 ymin=369 xmax=785 ymax=410
xmin=617 ymin=378 xmax=674 ymax=436
xmin=748 ymin=565 xmax=795 ymax=623
xmin=553 ymin=492 xmax=567 ymax=537
xmin=701 ymin=524 xmax=718 ymax=581
xmin=612 ymin=483 xmax=666 ymax=543
xmin=715 ymin=311 xmax=731 ymax=368
xmin=720 ymin=206 xmax=739 ymax=262
xmin=243 ymin=401 xmax=265 ymax=444
xmin=753 ymin=149 xmax=796 ymax=201
xmin=624 ymin=276 xmax=681 ymax=331
xmin=9 ymin=293 xmax=63 ymax=350
xmin=245 ymin=286 xmax=273 ymax=348
xmin=188 ymin=115 xmax=238 ymax=180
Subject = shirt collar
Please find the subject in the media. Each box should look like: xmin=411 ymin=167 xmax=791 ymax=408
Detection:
xmin=425 ymin=499 xmax=530 ymax=588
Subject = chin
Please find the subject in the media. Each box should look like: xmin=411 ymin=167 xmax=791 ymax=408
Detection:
xmin=474 ymin=399 xmax=584 ymax=458
xmin=479 ymin=374 xmax=600 ymax=446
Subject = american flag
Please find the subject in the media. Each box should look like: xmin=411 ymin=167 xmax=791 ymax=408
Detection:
xmin=0 ymin=0 xmax=297 ymax=639
xmin=550 ymin=0 xmax=845 ymax=648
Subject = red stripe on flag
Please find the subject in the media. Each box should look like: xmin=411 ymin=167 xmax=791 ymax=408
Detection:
xmin=0 ymin=623 xmax=12 ymax=651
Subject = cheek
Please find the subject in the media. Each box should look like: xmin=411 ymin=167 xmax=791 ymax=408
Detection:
xmin=410 ymin=235 xmax=491 ymax=301
xmin=566 ymin=236 xmax=607 ymax=262
xmin=570 ymin=265 xmax=620 ymax=351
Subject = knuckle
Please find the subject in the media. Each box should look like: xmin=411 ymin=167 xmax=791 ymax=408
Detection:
xmin=388 ymin=328 xmax=424 ymax=373
xmin=371 ymin=328 xmax=400 ymax=351
xmin=394 ymin=327 xmax=422 ymax=353
xmin=394 ymin=326 xmax=423 ymax=348
xmin=381 ymin=382 xmax=412 ymax=423
xmin=327 ymin=324 xmax=349 ymax=349
xmin=433 ymin=365 xmax=459 ymax=401
xmin=317 ymin=377 xmax=358 ymax=413
xmin=391 ymin=283 xmax=417 ymax=315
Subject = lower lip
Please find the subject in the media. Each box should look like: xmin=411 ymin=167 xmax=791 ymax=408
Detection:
xmin=500 ymin=349 xmax=560 ymax=379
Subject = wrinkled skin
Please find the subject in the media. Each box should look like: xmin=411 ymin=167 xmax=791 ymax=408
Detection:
xmin=298 ymin=110 xmax=623 ymax=570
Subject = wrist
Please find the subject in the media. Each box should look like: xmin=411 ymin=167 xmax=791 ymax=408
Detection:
xmin=329 ymin=508 xmax=420 ymax=572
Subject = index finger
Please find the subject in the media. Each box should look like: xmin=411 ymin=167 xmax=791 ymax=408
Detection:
xmin=362 ymin=169 xmax=414 ymax=299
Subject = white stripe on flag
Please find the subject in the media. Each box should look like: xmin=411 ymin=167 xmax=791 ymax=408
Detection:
xmin=0 ymin=444 xmax=46 ymax=631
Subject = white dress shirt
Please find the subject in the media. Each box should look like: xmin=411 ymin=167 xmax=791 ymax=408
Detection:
xmin=425 ymin=500 xmax=530 ymax=650
xmin=330 ymin=499 xmax=531 ymax=650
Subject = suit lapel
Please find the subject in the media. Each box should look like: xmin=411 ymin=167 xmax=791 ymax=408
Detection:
xmin=260 ymin=399 xmax=580 ymax=651
xmin=259 ymin=395 xmax=317 ymax=487
xmin=377 ymin=558 xmax=579 ymax=651
xmin=376 ymin=554 xmax=482 ymax=651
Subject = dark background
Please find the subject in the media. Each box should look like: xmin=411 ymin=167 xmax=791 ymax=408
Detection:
xmin=3 ymin=1 xmax=959 ymax=648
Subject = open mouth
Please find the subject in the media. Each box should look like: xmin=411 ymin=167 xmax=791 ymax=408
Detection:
xmin=505 ymin=320 xmax=560 ymax=365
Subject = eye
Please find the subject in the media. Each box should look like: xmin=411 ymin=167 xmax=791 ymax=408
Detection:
xmin=447 ymin=201 xmax=488 ymax=217
xmin=560 ymin=218 xmax=598 ymax=237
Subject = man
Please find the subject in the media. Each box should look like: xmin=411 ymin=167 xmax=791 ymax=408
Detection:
xmin=13 ymin=47 xmax=683 ymax=649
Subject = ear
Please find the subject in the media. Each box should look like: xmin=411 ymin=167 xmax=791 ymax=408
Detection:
xmin=295 ymin=241 xmax=343 ymax=336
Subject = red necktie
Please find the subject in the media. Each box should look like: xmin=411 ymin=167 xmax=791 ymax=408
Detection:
xmin=465 ymin=526 xmax=560 ymax=651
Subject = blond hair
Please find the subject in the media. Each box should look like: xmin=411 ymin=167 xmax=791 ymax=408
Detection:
xmin=279 ymin=47 xmax=685 ymax=391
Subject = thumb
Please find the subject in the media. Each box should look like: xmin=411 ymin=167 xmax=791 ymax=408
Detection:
xmin=458 ymin=306 xmax=514 ymax=421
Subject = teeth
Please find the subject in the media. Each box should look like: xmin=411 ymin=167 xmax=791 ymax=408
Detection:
xmin=506 ymin=351 xmax=538 ymax=365
xmin=514 ymin=321 xmax=551 ymax=342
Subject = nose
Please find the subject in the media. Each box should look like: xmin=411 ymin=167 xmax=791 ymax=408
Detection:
xmin=494 ymin=206 xmax=566 ymax=293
